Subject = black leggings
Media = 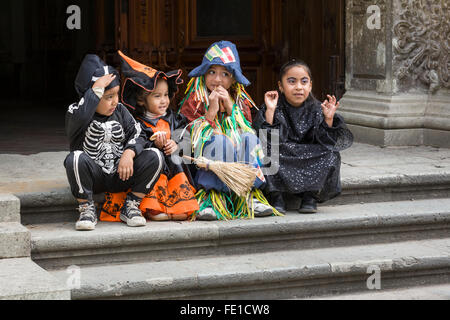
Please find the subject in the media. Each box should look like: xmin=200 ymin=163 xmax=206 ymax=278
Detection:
xmin=64 ymin=148 xmax=164 ymax=201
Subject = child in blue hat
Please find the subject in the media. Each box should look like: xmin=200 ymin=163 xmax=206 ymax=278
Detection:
xmin=179 ymin=41 xmax=282 ymax=220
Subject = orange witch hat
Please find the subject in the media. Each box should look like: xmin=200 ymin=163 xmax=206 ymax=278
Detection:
xmin=118 ymin=50 xmax=183 ymax=110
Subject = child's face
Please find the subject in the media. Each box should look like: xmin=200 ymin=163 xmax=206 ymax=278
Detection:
xmin=96 ymin=86 xmax=120 ymax=116
xmin=204 ymin=65 xmax=235 ymax=91
xmin=278 ymin=66 xmax=312 ymax=107
xmin=142 ymin=80 xmax=170 ymax=116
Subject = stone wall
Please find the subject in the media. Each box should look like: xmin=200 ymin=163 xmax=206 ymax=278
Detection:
xmin=339 ymin=0 xmax=450 ymax=147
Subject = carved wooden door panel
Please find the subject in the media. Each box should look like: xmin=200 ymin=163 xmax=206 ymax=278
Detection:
xmin=113 ymin=0 xmax=283 ymax=107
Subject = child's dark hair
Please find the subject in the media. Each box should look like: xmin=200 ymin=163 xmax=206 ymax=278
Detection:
xmin=279 ymin=59 xmax=313 ymax=82
xmin=133 ymin=88 xmax=149 ymax=119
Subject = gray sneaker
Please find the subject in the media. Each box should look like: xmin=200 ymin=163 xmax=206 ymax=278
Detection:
xmin=76 ymin=201 xmax=97 ymax=231
xmin=196 ymin=207 xmax=218 ymax=221
xmin=253 ymin=198 xmax=273 ymax=217
xmin=120 ymin=194 xmax=146 ymax=227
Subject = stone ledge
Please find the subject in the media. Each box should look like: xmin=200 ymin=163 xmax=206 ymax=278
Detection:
xmin=30 ymin=198 xmax=450 ymax=269
xmin=0 ymin=222 xmax=30 ymax=259
xmin=0 ymin=258 xmax=70 ymax=300
xmin=0 ymin=194 xmax=20 ymax=223
xmin=47 ymin=238 xmax=450 ymax=300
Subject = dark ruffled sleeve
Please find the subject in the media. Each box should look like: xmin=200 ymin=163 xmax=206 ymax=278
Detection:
xmin=314 ymin=109 xmax=353 ymax=152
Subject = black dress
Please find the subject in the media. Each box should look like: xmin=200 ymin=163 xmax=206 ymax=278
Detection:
xmin=253 ymin=94 xmax=353 ymax=203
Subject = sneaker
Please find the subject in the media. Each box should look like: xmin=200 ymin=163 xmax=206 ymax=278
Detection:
xmin=196 ymin=207 xmax=217 ymax=221
xmin=149 ymin=212 xmax=170 ymax=221
xmin=76 ymin=201 xmax=97 ymax=231
xmin=298 ymin=194 xmax=318 ymax=214
xmin=253 ymin=198 xmax=273 ymax=217
xmin=120 ymin=194 xmax=147 ymax=227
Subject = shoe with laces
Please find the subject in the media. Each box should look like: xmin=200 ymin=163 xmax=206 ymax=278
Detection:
xmin=120 ymin=193 xmax=147 ymax=227
xmin=253 ymin=198 xmax=273 ymax=217
xmin=196 ymin=207 xmax=217 ymax=221
xmin=76 ymin=201 xmax=97 ymax=231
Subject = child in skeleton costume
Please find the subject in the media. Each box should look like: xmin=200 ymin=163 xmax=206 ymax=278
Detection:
xmin=64 ymin=54 xmax=163 ymax=231
xmin=179 ymin=41 xmax=281 ymax=220
xmin=100 ymin=51 xmax=198 ymax=222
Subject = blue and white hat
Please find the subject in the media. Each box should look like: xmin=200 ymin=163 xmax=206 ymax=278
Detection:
xmin=188 ymin=40 xmax=250 ymax=87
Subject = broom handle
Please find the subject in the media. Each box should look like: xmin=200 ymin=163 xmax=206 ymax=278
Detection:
xmin=182 ymin=155 xmax=209 ymax=169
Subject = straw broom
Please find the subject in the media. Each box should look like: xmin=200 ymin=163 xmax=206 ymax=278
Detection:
xmin=183 ymin=156 xmax=257 ymax=197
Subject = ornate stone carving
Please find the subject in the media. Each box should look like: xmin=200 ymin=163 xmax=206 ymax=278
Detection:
xmin=393 ymin=0 xmax=450 ymax=92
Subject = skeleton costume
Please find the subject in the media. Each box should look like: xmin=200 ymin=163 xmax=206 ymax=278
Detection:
xmin=64 ymin=54 xmax=163 ymax=205
xmin=99 ymin=51 xmax=199 ymax=222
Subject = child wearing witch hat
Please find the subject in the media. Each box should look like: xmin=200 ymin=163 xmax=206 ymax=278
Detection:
xmin=99 ymin=51 xmax=199 ymax=222
xmin=179 ymin=40 xmax=282 ymax=220
xmin=64 ymin=54 xmax=163 ymax=231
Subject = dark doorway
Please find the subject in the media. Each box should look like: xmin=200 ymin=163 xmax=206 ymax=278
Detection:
xmin=0 ymin=0 xmax=346 ymax=154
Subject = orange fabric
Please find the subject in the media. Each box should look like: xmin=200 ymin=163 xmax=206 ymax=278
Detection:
xmin=140 ymin=118 xmax=171 ymax=140
xmin=118 ymin=50 xmax=157 ymax=79
xmin=100 ymin=191 xmax=129 ymax=222
xmin=141 ymin=172 xmax=198 ymax=218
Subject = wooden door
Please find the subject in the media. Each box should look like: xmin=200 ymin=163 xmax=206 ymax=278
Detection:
xmin=102 ymin=0 xmax=345 ymax=106
xmin=282 ymin=0 xmax=346 ymax=101
xmin=111 ymin=0 xmax=284 ymax=108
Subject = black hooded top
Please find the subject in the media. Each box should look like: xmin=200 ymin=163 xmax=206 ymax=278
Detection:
xmin=65 ymin=54 xmax=147 ymax=175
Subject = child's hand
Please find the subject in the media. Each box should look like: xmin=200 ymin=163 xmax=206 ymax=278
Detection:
xmin=206 ymin=90 xmax=220 ymax=121
xmin=93 ymin=74 xmax=117 ymax=89
xmin=153 ymin=132 xmax=167 ymax=150
xmin=322 ymin=95 xmax=340 ymax=127
xmin=118 ymin=149 xmax=135 ymax=181
xmin=164 ymin=139 xmax=178 ymax=155
xmin=215 ymin=86 xmax=234 ymax=115
xmin=264 ymin=91 xmax=279 ymax=111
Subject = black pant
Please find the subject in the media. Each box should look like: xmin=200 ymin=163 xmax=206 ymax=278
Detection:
xmin=64 ymin=148 xmax=164 ymax=201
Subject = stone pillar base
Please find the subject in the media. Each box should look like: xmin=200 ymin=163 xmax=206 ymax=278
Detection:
xmin=339 ymin=90 xmax=450 ymax=148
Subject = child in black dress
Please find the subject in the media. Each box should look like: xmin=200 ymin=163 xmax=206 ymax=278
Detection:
xmin=254 ymin=60 xmax=353 ymax=214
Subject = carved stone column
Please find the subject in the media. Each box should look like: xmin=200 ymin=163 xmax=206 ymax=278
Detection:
xmin=339 ymin=0 xmax=450 ymax=147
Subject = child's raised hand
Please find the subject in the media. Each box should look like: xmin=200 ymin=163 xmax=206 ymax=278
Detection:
xmin=265 ymin=91 xmax=279 ymax=111
xmin=93 ymin=74 xmax=117 ymax=89
xmin=215 ymin=86 xmax=234 ymax=115
xmin=321 ymin=95 xmax=340 ymax=127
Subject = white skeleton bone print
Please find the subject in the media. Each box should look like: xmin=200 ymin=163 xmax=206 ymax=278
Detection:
xmin=83 ymin=120 xmax=125 ymax=174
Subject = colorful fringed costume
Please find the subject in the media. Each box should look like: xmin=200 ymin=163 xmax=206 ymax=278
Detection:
xmin=179 ymin=41 xmax=281 ymax=220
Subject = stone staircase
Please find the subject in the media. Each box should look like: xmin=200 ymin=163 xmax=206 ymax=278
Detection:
xmin=23 ymin=185 xmax=450 ymax=300
xmin=0 ymin=194 xmax=70 ymax=300
xmin=2 ymin=143 xmax=450 ymax=300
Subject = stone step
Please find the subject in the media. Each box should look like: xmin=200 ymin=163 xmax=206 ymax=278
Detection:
xmin=0 ymin=258 xmax=70 ymax=300
xmin=0 ymin=222 xmax=30 ymax=259
xmin=48 ymin=238 xmax=450 ymax=300
xmin=0 ymin=194 xmax=20 ymax=223
xmin=18 ymin=171 xmax=450 ymax=225
xmin=305 ymin=283 xmax=450 ymax=300
xmin=29 ymin=198 xmax=450 ymax=270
